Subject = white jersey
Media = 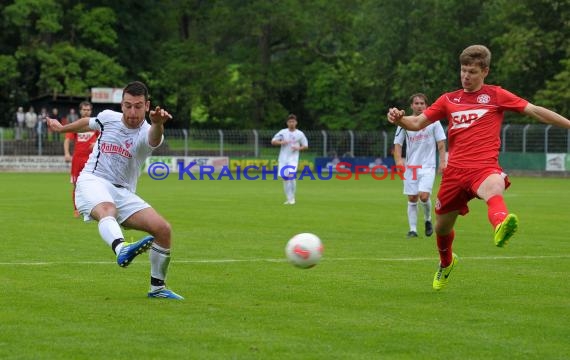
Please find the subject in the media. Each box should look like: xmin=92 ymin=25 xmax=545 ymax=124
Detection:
xmin=272 ymin=128 xmax=308 ymax=167
xmin=394 ymin=121 xmax=446 ymax=168
xmin=81 ymin=110 xmax=163 ymax=192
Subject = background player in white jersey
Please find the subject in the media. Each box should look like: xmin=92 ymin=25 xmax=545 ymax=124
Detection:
xmin=47 ymin=81 xmax=183 ymax=300
xmin=393 ymin=93 xmax=447 ymax=238
xmin=271 ymin=114 xmax=308 ymax=205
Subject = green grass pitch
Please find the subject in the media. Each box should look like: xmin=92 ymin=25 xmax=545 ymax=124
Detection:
xmin=1 ymin=172 xmax=569 ymax=359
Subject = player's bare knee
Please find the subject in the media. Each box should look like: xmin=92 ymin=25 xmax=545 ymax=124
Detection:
xmin=153 ymin=220 xmax=172 ymax=240
xmin=91 ymin=202 xmax=117 ymax=220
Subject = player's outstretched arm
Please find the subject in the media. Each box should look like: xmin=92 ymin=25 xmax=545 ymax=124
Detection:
xmin=47 ymin=117 xmax=90 ymax=133
xmin=387 ymin=108 xmax=430 ymax=131
xmin=148 ymin=106 xmax=172 ymax=147
xmin=523 ymin=103 xmax=570 ymax=129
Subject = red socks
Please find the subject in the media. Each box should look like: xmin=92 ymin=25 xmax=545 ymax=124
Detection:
xmin=436 ymin=230 xmax=455 ymax=267
xmin=435 ymin=195 xmax=507 ymax=267
xmin=486 ymin=195 xmax=508 ymax=228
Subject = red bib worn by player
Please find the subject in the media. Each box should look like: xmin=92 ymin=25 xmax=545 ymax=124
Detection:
xmin=66 ymin=130 xmax=99 ymax=218
xmin=66 ymin=130 xmax=99 ymax=183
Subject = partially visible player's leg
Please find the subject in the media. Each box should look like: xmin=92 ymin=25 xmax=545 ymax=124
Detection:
xmin=476 ymin=172 xmax=518 ymax=246
xmin=432 ymin=212 xmax=459 ymax=290
xmin=493 ymin=213 xmax=518 ymax=247
xmin=420 ymin=199 xmax=433 ymax=236
xmin=122 ymin=207 xmax=183 ymax=300
xmin=432 ymin=167 xmax=470 ymax=290
xmin=435 ymin=211 xmax=459 ymax=266
xmin=404 ymin=170 xmax=419 ymax=237
xmin=76 ymin=174 xmax=153 ymax=267
xmin=282 ymin=180 xmax=291 ymax=204
xmin=70 ymin=157 xmax=83 ymax=217
xmin=290 ymin=179 xmax=297 ymax=204
xmin=433 ymin=252 xmax=458 ymax=291
xmin=280 ymin=164 xmax=297 ymax=204
xmin=92 ymin=201 xmax=152 ymax=267
xmin=406 ymin=199 xmax=418 ymax=238
xmin=279 ymin=164 xmax=291 ymax=204
xmin=72 ymin=183 xmax=79 ymax=218
xmin=418 ymin=168 xmax=436 ymax=236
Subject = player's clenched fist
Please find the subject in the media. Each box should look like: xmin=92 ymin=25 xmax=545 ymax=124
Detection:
xmin=46 ymin=117 xmax=63 ymax=132
xmin=387 ymin=108 xmax=405 ymax=124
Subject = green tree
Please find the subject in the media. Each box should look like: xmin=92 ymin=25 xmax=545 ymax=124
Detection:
xmin=3 ymin=0 xmax=125 ymax=100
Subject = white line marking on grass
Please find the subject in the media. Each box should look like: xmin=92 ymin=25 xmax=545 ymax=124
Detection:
xmin=1 ymin=254 xmax=569 ymax=266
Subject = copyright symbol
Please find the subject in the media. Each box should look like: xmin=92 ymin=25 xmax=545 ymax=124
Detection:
xmin=148 ymin=162 xmax=169 ymax=180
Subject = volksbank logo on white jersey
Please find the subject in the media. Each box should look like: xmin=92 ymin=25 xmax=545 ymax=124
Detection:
xmin=450 ymin=109 xmax=488 ymax=129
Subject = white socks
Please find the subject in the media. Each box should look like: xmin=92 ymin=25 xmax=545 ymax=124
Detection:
xmin=407 ymin=202 xmax=418 ymax=232
xmin=98 ymin=216 xmax=172 ymax=292
xmin=283 ymin=180 xmax=296 ymax=202
xmin=150 ymin=243 xmax=171 ymax=292
xmin=291 ymin=179 xmax=296 ymax=199
xmin=408 ymin=199 xmax=432 ymax=232
xmin=98 ymin=216 xmax=124 ymax=253
xmin=421 ymin=199 xmax=432 ymax=221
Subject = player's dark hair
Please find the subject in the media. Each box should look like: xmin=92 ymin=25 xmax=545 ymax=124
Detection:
xmin=408 ymin=93 xmax=429 ymax=105
xmin=123 ymin=81 xmax=150 ymax=100
xmin=460 ymin=45 xmax=491 ymax=69
xmin=287 ymin=114 xmax=297 ymax=120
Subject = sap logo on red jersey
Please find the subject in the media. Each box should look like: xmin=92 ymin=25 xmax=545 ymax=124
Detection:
xmin=450 ymin=109 xmax=488 ymax=129
xmin=77 ymin=131 xmax=95 ymax=142
xmin=100 ymin=142 xmax=132 ymax=158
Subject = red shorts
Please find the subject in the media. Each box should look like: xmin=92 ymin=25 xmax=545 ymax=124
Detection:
xmin=435 ymin=165 xmax=511 ymax=216
xmin=70 ymin=155 xmax=90 ymax=184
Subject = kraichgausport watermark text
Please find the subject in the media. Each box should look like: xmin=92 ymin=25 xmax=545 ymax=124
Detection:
xmin=147 ymin=161 xmax=422 ymax=181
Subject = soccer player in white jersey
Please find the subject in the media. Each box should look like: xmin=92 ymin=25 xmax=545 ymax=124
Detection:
xmin=271 ymin=114 xmax=308 ymax=205
xmin=47 ymin=81 xmax=183 ymax=300
xmin=393 ymin=93 xmax=447 ymax=238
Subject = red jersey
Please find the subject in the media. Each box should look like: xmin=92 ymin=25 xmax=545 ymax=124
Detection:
xmin=423 ymin=85 xmax=528 ymax=168
xmin=65 ymin=131 xmax=99 ymax=157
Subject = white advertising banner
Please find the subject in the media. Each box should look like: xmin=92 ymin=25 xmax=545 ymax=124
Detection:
xmin=545 ymin=153 xmax=566 ymax=171
xmin=91 ymin=87 xmax=123 ymax=103
xmin=0 ymin=156 xmax=69 ymax=172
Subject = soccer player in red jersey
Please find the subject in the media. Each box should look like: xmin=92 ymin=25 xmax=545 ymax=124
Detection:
xmin=63 ymin=101 xmax=99 ymax=217
xmin=387 ymin=45 xmax=570 ymax=290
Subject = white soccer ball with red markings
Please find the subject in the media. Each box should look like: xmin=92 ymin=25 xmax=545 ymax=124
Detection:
xmin=285 ymin=233 xmax=323 ymax=269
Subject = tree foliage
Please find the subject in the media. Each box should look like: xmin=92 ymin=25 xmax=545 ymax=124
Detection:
xmin=1 ymin=0 xmax=568 ymax=129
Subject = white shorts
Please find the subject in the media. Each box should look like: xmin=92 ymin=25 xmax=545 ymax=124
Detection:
xmin=75 ymin=173 xmax=150 ymax=223
xmin=403 ymin=167 xmax=436 ymax=195
xmin=278 ymin=162 xmax=298 ymax=179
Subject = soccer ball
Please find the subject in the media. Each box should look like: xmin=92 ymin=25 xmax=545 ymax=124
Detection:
xmin=285 ymin=233 xmax=323 ymax=269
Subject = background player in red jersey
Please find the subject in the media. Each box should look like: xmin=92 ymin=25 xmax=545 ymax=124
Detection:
xmin=63 ymin=101 xmax=99 ymax=217
xmin=387 ymin=44 xmax=570 ymax=290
